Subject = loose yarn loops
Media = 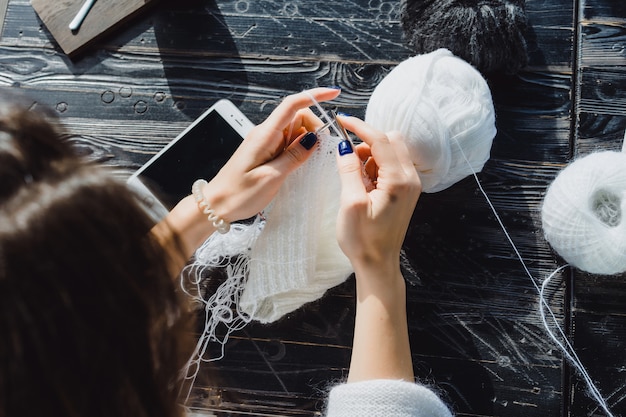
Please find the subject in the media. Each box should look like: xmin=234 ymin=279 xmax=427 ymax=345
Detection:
xmin=541 ymin=151 xmax=626 ymax=275
xmin=365 ymin=48 xmax=497 ymax=193
xmin=179 ymin=218 xmax=264 ymax=401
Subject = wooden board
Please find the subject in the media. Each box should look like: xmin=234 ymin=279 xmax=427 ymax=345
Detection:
xmin=0 ymin=0 xmax=8 ymax=38
xmin=571 ymin=1 xmax=626 ymax=415
xmin=30 ymin=0 xmax=157 ymax=57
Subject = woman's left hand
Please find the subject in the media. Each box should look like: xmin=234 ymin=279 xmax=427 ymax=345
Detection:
xmin=155 ymin=87 xmax=341 ymax=273
xmin=202 ymin=87 xmax=341 ymax=223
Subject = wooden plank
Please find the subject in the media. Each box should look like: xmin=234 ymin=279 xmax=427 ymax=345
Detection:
xmin=581 ymin=0 xmax=626 ymax=22
xmin=572 ymin=1 xmax=626 ymax=416
xmin=579 ymin=22 xmax=626 ymax=68
xmin=568 ymin=275 xmax=626 ymax=417
xmin=30 ymin=0 xmax=158 ymax=57
xmin=0 ymin=0 xmax=8 ymax=39
xmin=578 ymin=68 xmax=626 ymax=118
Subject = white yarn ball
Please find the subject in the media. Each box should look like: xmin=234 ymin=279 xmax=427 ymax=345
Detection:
xmin=541 ymin=151 xmax=626 ymax=275
xmin=365 ymin=48 xmax=497 ymax=193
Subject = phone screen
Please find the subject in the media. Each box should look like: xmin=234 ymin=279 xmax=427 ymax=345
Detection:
xmin=136 ymin=110 xmax=244 ymax=211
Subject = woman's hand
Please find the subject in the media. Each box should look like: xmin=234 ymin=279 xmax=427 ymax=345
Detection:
xmin=203 ymin=87 xmax=341 ymax=223
xmin=154 ymin=87 xmax=340 ymax=274
xmin=335 ymin=118 xmax=421 ymax=277
xmin=334 ymin=117 xmax=421 ymax=383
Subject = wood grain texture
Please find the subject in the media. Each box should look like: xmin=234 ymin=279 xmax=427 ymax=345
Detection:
xmin=0 ymin=0 xmax=8 ymax=39
xmin=571 ymin=1 xmax=626 ymax=416
xmin=30 ymin=0 xmax=158 ymax=57
xmin=5 ymin=0 xmax=626 ymax=415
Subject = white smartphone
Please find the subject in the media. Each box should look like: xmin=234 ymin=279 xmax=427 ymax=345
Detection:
xmin=127 ymin=99 xmax=255 ymax=221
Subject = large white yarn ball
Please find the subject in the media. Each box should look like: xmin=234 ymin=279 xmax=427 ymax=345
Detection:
xmin=541 ymin=151 xmax=626 ymax=275
xmin=365 ymin=48 xmax=497 ymax=193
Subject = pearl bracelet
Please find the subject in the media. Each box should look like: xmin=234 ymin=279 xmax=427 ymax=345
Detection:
xmin=191 ymin=179 xmax=230 ymax=234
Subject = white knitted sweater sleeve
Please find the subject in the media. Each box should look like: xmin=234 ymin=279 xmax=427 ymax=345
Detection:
xmin=325 ymin=379 xmax=453 ymax=417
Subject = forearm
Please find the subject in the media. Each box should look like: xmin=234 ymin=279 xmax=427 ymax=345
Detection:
xmin=151 ymin=194 xmax=216 ymax=277
xmin=347 ymin=262 xmax=414 ymax=383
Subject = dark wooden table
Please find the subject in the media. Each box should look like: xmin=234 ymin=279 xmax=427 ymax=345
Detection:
xmin=3 ymin=0 xmax=626 ymax=415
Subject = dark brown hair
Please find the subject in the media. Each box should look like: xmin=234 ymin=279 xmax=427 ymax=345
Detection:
xmin=0 ymin=89 xmax=193 ymax=417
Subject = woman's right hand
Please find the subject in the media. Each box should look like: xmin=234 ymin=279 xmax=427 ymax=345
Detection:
xmin=335 ymin=117 xmax=422 ymax=278
xmin=334 ymin=116 xmax=422 ymax=383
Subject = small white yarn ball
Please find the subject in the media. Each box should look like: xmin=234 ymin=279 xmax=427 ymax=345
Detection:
xmin=365 ymin=48 xmax=497 ymax=193
xmin=541 ymin=151 xmax=626 ymax=275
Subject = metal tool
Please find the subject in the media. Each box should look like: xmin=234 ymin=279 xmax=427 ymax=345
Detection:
xmin=314 ymin=119 xmax=333 ymax=136
xmin=69 ymin=0 xmax=97 ymax=32
xmin=329 ymin=109 xmax=353 ymax=145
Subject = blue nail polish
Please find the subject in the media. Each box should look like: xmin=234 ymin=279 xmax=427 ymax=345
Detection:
xmin=338 ymin=139 xmax=353 ymax=156
xmin=337 ymin=111 xmax=351 ymax=117
xmin=327 ymin=86 xmax=342 ymax=90
xmin=300 ymin=132 xmax=318 ymax=150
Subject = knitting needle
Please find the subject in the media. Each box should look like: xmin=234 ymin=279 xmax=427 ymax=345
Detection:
xmin=69 ymin=0 xmax=97 ymax=32
xmin=314 ymin=119 xmax=333 ymax=136
xmin=329 ymin=110 xmax=354 ymax=146
xmin=312 ymin=109 xmax=351 ymax=142
xmin=328 ymin=109 xmax=376 ymax=188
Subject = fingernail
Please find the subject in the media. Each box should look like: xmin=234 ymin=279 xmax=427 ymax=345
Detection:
xmin=327 ymin=86 xmax=342 ymax=90
xmin=299 ymin=132 xmax=318 ymax=150
xmin=338 ymin=140 xmax=353 ymax=156
xmin=337 ymin=111 xmax=351 ymax=117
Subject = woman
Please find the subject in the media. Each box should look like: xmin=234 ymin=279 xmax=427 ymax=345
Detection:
xmin=0 ymin=87 xmax=452 ymax=417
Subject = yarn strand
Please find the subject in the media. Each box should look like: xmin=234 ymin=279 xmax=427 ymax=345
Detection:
xmin=178 ymin=218 xmax=265 ymax=403
xmin=454 ymin=140 xmax=615 ymax=417
xmin=539 ymin=265 xmax=615 ymax=416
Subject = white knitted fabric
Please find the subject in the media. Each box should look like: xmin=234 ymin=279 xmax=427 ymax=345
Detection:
xmin=365 ymin=48 xmax=496 ymax=193
xmin=240 ymin=133 xmax=354 ymax=323
xmin=326 ymin=380 xmax=454 ymax=417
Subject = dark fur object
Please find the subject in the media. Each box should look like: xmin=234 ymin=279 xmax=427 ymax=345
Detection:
xmin=400 ymin=0 xmax=529 ymax=74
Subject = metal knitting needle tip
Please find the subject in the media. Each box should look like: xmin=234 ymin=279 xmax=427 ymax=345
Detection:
xmin=314 ymin=120 xmax=333 ymax=136
xmin=330 ymin=109 xmax=353 ymax=145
